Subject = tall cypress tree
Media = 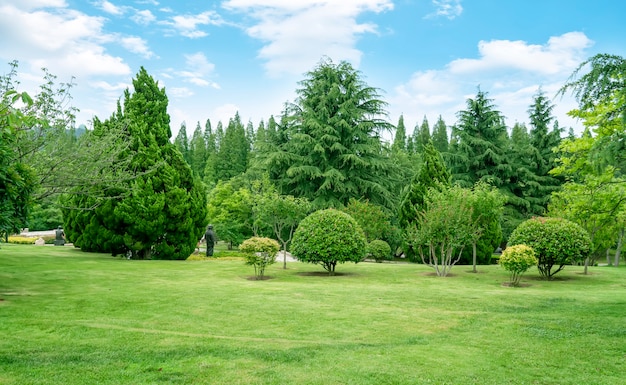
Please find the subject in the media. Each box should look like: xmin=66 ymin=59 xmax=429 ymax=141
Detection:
xmin=64 ymin=67 xmax=207 ymax=259
xmin=392 ymin=114 xmax=407 ymax=153
xmin=414 ymin=116 xmax=431 ymax=154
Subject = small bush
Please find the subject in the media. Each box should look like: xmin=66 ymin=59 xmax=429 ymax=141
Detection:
xmin=213 ymin=250 xmax=246 ymax=260
xmin=499 ymin=244 xmax=537 ymax=286
xmin=508 ymin=217 xmax=591 ymax=280
xmin=291 ymin=209 xmax=366 ymax=275
xmin=239 ymin=237 xmax=280 ymax=280
xmin=368 ymin=240 xmax=392 ymax=263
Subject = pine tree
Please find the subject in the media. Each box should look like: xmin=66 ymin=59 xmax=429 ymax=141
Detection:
xmin=189 ymin=122 xmax=207 ymax=178
xmin=527 ymin=90 xmax=563 ymax=214
xmin=215 ymin=113 xmax=249 ymax=181
xmin=431 ymin=115 xmax=449 ymax=154
xmin=266 ymin=59 xmax=397 ymax=210
xmin=414 ymin=116 xmax=431 ymax=153
xmin=173 ymin=122 xmax=189 ymax=164
xmin=392 ymin=115 xmax=407 ymax=153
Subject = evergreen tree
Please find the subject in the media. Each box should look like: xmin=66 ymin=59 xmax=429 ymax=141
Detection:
xmin=203 ymin=119 xmax=218 ymax=188
xmin=414 ymin=116 xmax=431 ymax=153
xmin=64 ymin=67 xmax=207 ymax=260
xmin=266 ymin=59 xmax=397 ymax=210
xmin=431 ymin=115 xmax=449 ymax=154
xmin=450 ymin=89 xmax=510 ymax=188
xmin=527 ymin=90 xmax=563 ymax=213
xmin=173 ymin=122 xmax=189 ymax=164
xmin=189 ymin=122 xmax=207 ymax=178
xmin=215 ymin=113 xmax=249 ymax=181
xmin=392 ymin=115 xmax=407 ymax=153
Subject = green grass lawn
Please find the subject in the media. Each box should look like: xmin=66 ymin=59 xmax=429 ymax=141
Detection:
xmin=1 ymin=244 xmax=625 ymax=385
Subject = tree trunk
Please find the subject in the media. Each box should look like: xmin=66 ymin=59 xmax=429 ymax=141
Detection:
xmin=615 ymin=227 xmax=624 ymax=267
xmin=583 ymin=257 xmax=589 ymax=275
xmin=471 ymin=241 xmax=477 ymax=273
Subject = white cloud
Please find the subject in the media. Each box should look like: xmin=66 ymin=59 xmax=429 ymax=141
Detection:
xmin=449 ymin=32 xmax=593 ymax=75
xmin=390 ymin=32 xmax=591 ymax=135
xmin=223 ymin=0 xmax=393 ymax=76
xmin=0 ymin=3 xmax=130 ymax=78
xmin=131 ymin=9 xmax=156 ymax=25
xmin=162 ymin=11 xmax=224 ymax=38
xmin=120 ymin=36 xmax=155 ymax=59
xmin=97 ymin=0 xmax=124 ymax=16
xmin=425 ymin=0 xmax=463 ymax=20
xmin=175 ymin=52 xmax=220 ymax=89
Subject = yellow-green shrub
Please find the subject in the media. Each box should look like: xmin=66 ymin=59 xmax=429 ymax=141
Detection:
xmin=499 ymin=244 xmax=537 ymax=286
xmin=7 ymin=236 xmax=36 ymax=244
xmin=367 ymin=240 xmax=392 ymax=263
xmin=239 ymin=237 xmax=280 ymax=280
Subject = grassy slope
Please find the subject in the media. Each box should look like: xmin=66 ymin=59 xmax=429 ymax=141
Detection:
xmin=1 ymin=244 xmax=625 ymax=385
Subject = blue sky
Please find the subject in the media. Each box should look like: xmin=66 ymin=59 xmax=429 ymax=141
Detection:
xmin=1 ymin=0 xmax=625 ymax=139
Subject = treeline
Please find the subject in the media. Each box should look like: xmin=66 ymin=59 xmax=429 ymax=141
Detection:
xmin=2 ymin=55 xmax=625 ymax=266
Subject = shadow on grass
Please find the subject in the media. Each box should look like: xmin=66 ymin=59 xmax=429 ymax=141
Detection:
xmin=296 ymin=271 xmax=355 ymax=277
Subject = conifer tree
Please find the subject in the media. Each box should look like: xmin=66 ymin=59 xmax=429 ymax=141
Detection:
xmin=189 ymin=122 xmax=207 ymax=178
xmin=392 ymin=115 xmax=407 ymax=153
xmin=431 ymin=115 xmax=449 ymax=154
xmin=64 ymin=67 xmax=207 ymax=259
xmin=266 ymin=59 xmax=397 ymax=210
xmin=414 ymin=116 xmax=431 ymax=153
xmin=173 ymin=122 xmax=189 ymax=164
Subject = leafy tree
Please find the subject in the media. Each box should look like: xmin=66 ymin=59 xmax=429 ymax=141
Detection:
xmin=266 ymin=59 xmax=397 ymax=210
xmin=206 ymin=180 xmax=253 ymax=248
xmin=464 ymin=182 xmax=505 ymax=271
xmin=0 ymin=74 xmax=36 ymax=240
xmin=256 ymin=190 xmax=312 ymax=269
xmin=341 ymin=198 xmax=392 ymax=243
xmin=239 ymin=236 xmax=280 ymax=280
xmin=508 ymin=217 xmax=591 ymax=279
xmin=499 ymin=244 xmax=537 ymax=287
xmin=291 ymin=208 xmax=366 ymax=275
xmin=64 ymin=67 xmax=207 ymax=260
xmin=406 ymin=185 xmax=481 ymax=277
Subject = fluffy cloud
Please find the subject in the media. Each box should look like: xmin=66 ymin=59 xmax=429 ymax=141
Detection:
xmin=177 ymin=53 xmax=220 ymax=89
xmin=390 ymin=32 xmax=590 ymax=134
xmin=120 ymin=36 xmax=155 ymax=59
xmin=223 ymin=0 xmax=393 ymax=76
xmin=0 ymin=2 xmax=130 ymax=78
xmin=162 ymin=11 xmax=224 ymax=38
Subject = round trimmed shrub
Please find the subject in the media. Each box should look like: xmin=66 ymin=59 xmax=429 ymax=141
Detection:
xmin=239 ymin=237 xmax=280 ymax=280
xmin=499 ymin=244 xmax=537 ymax=286
xmin=368 ymin=240 xmax=392 ymax=263
xmin=291 ymin=209 xmax=366 ymax=275
xmin=508 ymin=217 xmax=591 ymax=280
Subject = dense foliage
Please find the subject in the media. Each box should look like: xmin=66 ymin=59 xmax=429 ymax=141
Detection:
xmin=508 ymin=217 xmax=591 ymax=279
xmin=499 ymin=244 xmax=537 ymax=286
xmin=406 ymin=186 xmax=481 ymax=276
xmin=291 ymin=208 xmax=366 ymax=275
xmin=367 ymin=240 xmax=392 ymax=263
xmin=265 ymin=59 xmax=398 ymax=210
xmin=63 ymin=67 xmax=207 ymax=260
